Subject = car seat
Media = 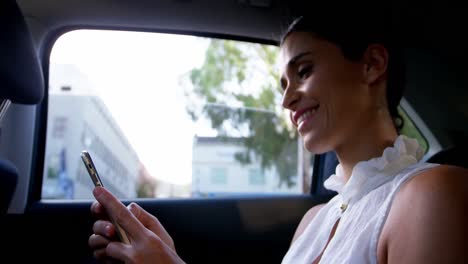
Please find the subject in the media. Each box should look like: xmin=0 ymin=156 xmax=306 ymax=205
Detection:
xmin=427 ymin=145 xmax=468 ymax=168
xmin=0 ymin=0 xmax=44 ymax=213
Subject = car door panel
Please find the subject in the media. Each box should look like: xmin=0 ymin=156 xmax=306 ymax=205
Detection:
xmin=4 ymin=194 xmax=333 ymax=263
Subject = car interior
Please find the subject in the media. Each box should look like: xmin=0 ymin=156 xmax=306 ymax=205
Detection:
xmin=1 ymin=0 xmax=467 ymax=263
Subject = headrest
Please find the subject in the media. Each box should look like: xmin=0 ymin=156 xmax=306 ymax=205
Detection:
xmin=0 ymin=0 xmax=44 ymax=105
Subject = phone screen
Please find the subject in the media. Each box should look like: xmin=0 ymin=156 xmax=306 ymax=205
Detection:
xmin=81 ymin=150 xmax=130 ymax=244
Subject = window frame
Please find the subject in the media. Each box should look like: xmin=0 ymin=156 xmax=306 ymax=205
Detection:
xmin=32 ymin=27 xmax=310 ymax=204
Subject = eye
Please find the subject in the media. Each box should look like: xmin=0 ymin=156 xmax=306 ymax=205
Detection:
xmin=298 ymin=65 xmax=313 ymax=79
xmin=280 ymin=77 xmax=287 ymax=91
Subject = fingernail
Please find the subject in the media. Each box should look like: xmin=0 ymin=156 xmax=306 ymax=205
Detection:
xmin=128 ymin=202 xmax=137 ymax=213
xmin=106 ymin=224 xmax=112 ymax=236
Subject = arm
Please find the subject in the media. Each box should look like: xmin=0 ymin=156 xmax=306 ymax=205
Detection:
xmin=384 ymin=165 xmax=468 ymax=264
xmin=291 ymin=203 xmax=325 ymax=245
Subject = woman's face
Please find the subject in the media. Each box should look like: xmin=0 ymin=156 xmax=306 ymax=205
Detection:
xmin=280 ymin=32 xmax=376 ymax=153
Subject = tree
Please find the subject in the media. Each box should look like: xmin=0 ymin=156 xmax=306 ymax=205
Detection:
xmin=183 ymin=39 xmax=299 ymax=188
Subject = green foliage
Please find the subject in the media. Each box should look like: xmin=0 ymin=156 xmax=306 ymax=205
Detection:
xmin=399 ymin=107 xmax=429 ymax=153
xmin=189 ymin=40 xmax=248 ymax=103
xmin=137 ymin=184 xmax=156 ymax=198
xmin=185 ymin=39 xmax=298 ymax=188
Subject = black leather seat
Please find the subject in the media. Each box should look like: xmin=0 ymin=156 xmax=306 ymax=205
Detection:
xmin=426 ymin=131 xmax=468 ymax=168
xmin=427 ymin=146 xmax=467 ymax=168
xmin=0 ymin=0 xmax=44 ymax=213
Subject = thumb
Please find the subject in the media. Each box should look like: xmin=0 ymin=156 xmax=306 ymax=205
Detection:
xmin=127 ymin=203 xmax=175 ymax=248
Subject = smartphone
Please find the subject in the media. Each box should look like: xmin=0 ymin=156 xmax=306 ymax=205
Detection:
xmin=81 ymin=150 xmax=130 ymax=244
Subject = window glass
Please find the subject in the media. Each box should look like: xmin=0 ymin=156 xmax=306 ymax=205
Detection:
xmin=399 ymin=107 xmax=429 ymax=153
xmin=43 ymin=29 xmax=308 ymax=200
xmin=210 ymin=168 xmax=228 ymax=185
xmin=249 ymin=169 xmax=265 ymax=185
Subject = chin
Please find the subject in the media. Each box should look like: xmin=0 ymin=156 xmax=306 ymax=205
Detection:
xmin=302 ymin=133 xmax=333 ymax=155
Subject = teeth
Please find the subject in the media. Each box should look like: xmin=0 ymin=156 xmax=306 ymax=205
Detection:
xmin=298 ymin=108 xmax=317 ymax=125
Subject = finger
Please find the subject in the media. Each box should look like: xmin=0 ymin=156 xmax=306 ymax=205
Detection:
xmin=93 ymin=248 xmax=108 ymax=261
xmin=128 ymin=203 xmax=174 ymax=247
xmin=93 ymin=220 xmax=115 ymax=238
xmin=89 ymin=233 xmax=111 ymax=249
xmin=106 ymin=241 xmax=133 ymax=263
xmin=127 ymin=203 xmax=162 ymax=233
xmin=93 ymin=187 xmax=145 ymax=240
xmin=91 ymin=201 xmax=103 ymax=214
xmin=91 ymin=201 xmax=110 ymax=220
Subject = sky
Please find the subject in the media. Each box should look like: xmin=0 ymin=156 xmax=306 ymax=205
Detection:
xmin=50 ymin=29 xmax=214 ymax=185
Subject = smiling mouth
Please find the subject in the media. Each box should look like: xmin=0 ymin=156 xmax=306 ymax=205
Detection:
xmin=297 ymin=105 xmax=319 ymax=127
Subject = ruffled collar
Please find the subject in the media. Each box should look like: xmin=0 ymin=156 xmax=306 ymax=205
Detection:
xmin=324 ymin=135 xmax=424 ymax=213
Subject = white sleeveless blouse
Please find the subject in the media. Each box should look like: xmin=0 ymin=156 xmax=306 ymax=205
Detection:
xmin=282 ymin=135 xmax=439 ymax=264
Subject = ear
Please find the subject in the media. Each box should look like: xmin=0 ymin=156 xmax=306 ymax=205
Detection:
xmin=362 ymin=44 xmax=388 ymax=85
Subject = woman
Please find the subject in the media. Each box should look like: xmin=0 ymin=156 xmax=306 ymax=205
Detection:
xmin=279 ymin=14 xmax=468 ymax=264
xmin=88 ymin=11 xmax=468 ymax=264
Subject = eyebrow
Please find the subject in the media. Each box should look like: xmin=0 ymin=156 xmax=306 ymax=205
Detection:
xmin=287 ymin=51 xmax=313 ymax=68
xmin=280 ymin=51 xmax=313 ymax=90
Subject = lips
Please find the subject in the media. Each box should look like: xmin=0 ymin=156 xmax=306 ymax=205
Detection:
xmin=292 ymin=105 xmax=320 ymax=127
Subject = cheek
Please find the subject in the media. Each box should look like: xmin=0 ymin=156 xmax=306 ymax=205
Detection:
xmin=318 ymin=74 xmax=363 ymax=130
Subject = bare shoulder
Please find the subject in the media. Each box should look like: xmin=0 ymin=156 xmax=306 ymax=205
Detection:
xmin=291 ymin=203 xmax=326 ymax=245
xmin=380 ymin=165 xmax=468 ymax=263
xmin=398 ymin=165 xmax=468 ymax=204
xmin=390 ymin=164 xmax=468 ymax=225
xmin=406 ymin=164 xmax=468 ymax=190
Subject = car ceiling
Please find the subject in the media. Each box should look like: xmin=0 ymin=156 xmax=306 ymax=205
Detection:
xmin=17 ymin=0 xmax=286 ymax=43
xmin=15 ymin=0 xmax=468 ymax=146
xmin=15 ymin=1 xmax=468 ymax=48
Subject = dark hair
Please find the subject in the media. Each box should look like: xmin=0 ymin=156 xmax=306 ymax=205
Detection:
xmin=280 ymin=8 xmax=405 ymax=132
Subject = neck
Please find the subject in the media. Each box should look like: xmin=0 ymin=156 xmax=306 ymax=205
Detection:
xmin=335 ymin=115 xmax=398 ymax=183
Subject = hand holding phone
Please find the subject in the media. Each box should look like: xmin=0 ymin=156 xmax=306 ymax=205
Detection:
xmin=81 ymin=150 xmax=130 ymax=244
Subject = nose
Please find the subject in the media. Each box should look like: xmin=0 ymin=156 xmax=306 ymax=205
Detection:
xmin=281 ymin=84 xmax=300 ymax=110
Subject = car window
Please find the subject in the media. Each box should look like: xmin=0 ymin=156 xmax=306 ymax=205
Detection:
xmin=42 ymin=29 xmax=310 ymax=200
xmin=399 ymin=106 xmax=429 ymax=153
